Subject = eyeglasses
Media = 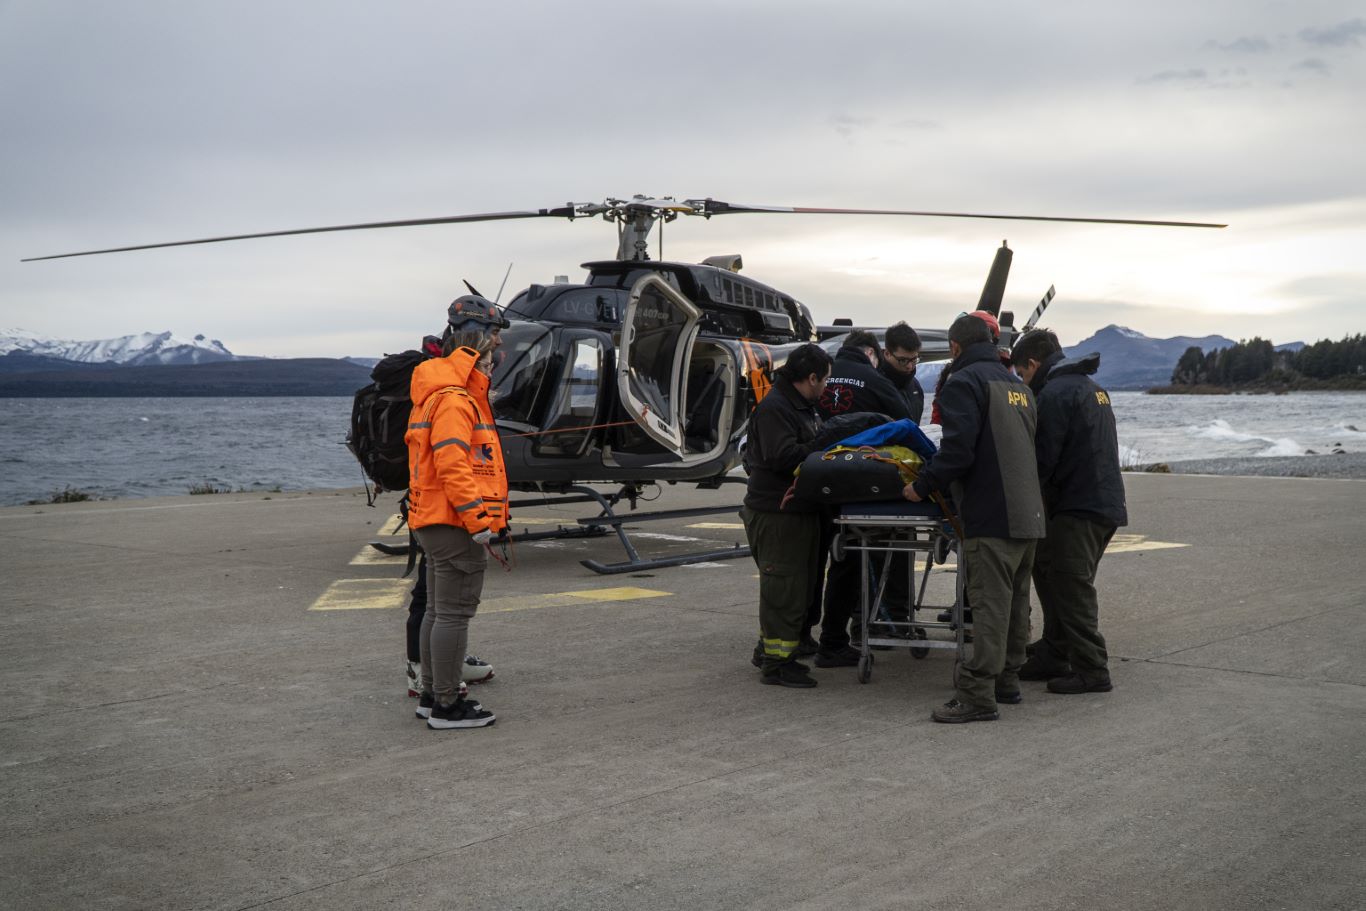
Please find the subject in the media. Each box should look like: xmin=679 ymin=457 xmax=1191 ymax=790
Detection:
xmin=886 ymin=351 xmax=919 ymax=367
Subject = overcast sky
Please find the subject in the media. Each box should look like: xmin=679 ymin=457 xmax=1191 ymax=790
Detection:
xmin=3 ymin=1 xmax=1363 ymax=357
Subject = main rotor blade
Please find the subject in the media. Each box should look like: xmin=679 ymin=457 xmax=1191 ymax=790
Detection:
xmin=689 ymin=200 xmax=1227 ymax=229
xmin=21 ymin=207 xmax=579 ymax=262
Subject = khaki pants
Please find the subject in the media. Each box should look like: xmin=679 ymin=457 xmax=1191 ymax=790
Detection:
xmin=413 ymin=524 xmax=487 ymax=703
xmin=956 ymin=537 xmax=1037 ymax=709
xmin=741 ymin=507 xmax=822 ymax=673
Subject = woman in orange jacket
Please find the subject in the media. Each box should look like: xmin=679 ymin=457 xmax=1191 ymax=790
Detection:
xmin=406 ymin=297 xmax=509 ymax=730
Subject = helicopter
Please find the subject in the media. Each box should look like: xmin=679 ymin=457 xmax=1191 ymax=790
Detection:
xmin=24 ymin=196 xmax=1225 ymax=570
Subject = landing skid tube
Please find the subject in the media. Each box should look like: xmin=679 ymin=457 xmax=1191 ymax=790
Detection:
xmin=509 ymin=483 xmax=751 ymax=575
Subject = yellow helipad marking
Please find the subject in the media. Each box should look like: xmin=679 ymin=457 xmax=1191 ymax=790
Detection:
xmin=481 ymin=586 xmax=670 ymax=614
xmin=687 ymin=522 xmax=745 ymax=529
xmin=349 ymin=546 xmax=404 ymax=566
xmin=1109 ymin=534 xmax=1188 ymax=554
xmin=309 ymin=578 xmax=410 ymax=611
xmin=377 ymin=514 xmax=405 ymax=536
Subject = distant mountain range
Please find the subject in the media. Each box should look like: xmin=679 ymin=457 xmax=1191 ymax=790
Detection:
xmin=0 ymin=329 xmax=371 ymax=396
xmin=1062 ymin=325 xmax=1303 ymax=390
xmin=0 ymin=328 xmax=237 ymax=366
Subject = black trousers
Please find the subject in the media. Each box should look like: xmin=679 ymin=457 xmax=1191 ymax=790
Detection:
xmin=406 ymin=553 xmax=428 ymax=662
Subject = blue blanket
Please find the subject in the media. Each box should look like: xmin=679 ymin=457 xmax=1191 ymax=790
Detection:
xmin=829 ymin=419 xmax=937 ymax=461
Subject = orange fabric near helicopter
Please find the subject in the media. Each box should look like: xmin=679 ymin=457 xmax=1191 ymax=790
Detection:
xmin=405 ymin=347 xmax=509 ymax=535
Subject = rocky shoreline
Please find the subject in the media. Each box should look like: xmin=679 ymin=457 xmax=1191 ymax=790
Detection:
xmin=1146 ymin=451 xmax=1366 ymax=480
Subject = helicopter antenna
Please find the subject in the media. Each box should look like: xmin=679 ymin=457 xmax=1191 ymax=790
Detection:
xmin=494 ymin=263 xmax=514 ymax=304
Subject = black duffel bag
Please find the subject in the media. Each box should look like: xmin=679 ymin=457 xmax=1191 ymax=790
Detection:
xmin=789 ymin=444 xmax=924 ymax=507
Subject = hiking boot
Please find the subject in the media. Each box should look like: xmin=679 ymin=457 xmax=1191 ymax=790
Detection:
xmin=462 ymin=654 xmax=495 ymax=684
xmin=1047 ymin=672 xmax=1113 ymax=694
xmin=994 ymin=687 xmax=1023 ymax=705
xmin=794 ymin=636 xmax=820 ymax=659
xmin=427 ymin=696 xmax=496 ymax=730
xmin=416 ymin=686 xmax=478 ymax=719
xmin=1019 ymin=654 xmax=1072 ymax=681
xmin=406 ymin=660 xmax=422 ymax=698
xmin=814 ymin=646 xmax=861 ymax=668
xmin=760 ymin=663 xmax=818 ymax=688
xmin=931 ymin=699 xmax=998 ymax=724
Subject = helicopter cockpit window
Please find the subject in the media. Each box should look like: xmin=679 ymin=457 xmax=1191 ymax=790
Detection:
xmin=618 ymin=275 xmax=701 ymax=453
xmin=534 ymin=337 xmax=602 ymax=457
xmin=490 ymin=323 xmax=557 ymax=428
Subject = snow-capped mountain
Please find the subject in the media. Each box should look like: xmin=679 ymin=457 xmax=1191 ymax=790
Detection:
xmin=1064 ymin=324 xmax=1236 ymax=390
xmin=0 ymin=328 xmax=237 ymax=366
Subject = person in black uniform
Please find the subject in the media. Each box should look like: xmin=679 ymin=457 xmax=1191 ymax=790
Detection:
xmin=809 ymin=330 xmax=913 ymax=667
xmin=1010 ymin=330 xmax=1128 ymax=694
xmin=741 ymin=343 xmax=833 ymax=688
xmin=906 ymin=314 xmax=1045 ymax=723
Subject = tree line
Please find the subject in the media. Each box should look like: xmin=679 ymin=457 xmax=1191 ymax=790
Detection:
xmin=1170 ymin=335 xmax=1366 ymax=388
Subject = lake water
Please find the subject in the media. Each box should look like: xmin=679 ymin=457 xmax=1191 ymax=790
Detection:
xmin=1 ymin=392 xmax=1363 ymax=505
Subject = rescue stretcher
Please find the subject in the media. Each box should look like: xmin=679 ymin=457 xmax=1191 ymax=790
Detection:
xmin=832 ymin=499 xmax=970 ymax=684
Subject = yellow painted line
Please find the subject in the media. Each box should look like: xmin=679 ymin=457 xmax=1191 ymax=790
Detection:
xmin=481 ymin=586 xmax=670 ymax=614
xmin=687 ymin=522 xmax=745 ymax=529
xmin=1109 ymin=534 xmax=1188 ymax=554
xmin=349 ymin=546 xmax=404 ymax=566
xmin=309 ymin=578 xmax=410 ymax=611
xmin=377 ymin=514 xmax=405 ymax=536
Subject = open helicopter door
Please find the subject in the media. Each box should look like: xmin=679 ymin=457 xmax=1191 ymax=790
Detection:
xmin=618 ymin=274 xmax=702 ymax=454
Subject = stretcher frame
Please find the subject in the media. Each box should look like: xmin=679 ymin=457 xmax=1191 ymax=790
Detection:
xmin=833 ymin=502 xmax=970 ymax=684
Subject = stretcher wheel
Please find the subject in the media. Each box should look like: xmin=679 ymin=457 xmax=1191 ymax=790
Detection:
xmin=934 ymin=535 xmax=953 ymax=565
xmin=910 ymin=627 xmax=929 ymax=659
xmin=830 ymin=535 xmax=846 ymax=562
xmin=857 ymin=651 xmax=873 ymax=684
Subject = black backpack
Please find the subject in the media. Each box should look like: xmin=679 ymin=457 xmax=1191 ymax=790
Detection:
xmin=347 ymin=349 xmax=428 ymax=498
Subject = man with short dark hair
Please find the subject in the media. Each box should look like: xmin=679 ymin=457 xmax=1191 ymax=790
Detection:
xmin=906 ymin=314 xmax=1045 ymax=723
xmin=880 ymin=322 xmax=925 ymax=425
xmin=1010 ymin=330 xmax=1128 ymax=694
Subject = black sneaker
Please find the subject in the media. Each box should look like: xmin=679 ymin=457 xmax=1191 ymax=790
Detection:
xmin=814 ymin=646 xmax=860 ymax=668
xmin=760 ymin=663 xmax=818 ymax=688
xmin=1047 ymin=672 xmax=1113 ymax=694
xmin=427 ymin=697 xmax=496 ymax=729
xmin=931 ymin=699 xmax=999 ymax=723
xmin=994 ymin=688 xmax=1023 ymax=705
xmin=794 ymin=636 xmax=820 ymax=659
xmin=416 ymin=689 xmax=479 ymax=718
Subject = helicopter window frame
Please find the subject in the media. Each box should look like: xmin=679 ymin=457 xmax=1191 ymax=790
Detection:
xmin=617 ymin=274 xmax=702 ymax=454
xmin=489 ymin=323 xmax=558 ymax=431
xmin=531 ymin=331 xmax=608 ymax=458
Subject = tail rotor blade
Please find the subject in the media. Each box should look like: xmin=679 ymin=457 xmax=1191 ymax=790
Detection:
xmin=1024 ymin=285 xmax=1056 ymax=332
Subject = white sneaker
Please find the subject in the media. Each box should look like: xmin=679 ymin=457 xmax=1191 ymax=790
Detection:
xmin=462 ymin=654 xmax=495 ymax=684
xmin=406 ymin=660 xmax=422 ymax=698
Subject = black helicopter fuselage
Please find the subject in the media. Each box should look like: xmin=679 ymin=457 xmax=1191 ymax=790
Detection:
xmin=489 ymin=259 xmax=818 ymax=491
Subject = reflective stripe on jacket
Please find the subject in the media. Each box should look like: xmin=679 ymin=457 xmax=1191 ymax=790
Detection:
xmin=405 ymin=347 xmax=509 ymax=535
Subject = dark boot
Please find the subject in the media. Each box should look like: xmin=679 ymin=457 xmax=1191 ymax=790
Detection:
xmin=1019 ymin=638 xmax=1071 ymax=680
xmin=1047 ymin=670 xmax=1113 ymax=694
xmin=761 ymin=662 xmax=818 ymax=688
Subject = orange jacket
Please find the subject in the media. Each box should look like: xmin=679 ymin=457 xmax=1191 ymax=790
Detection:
xmin=405 ymin=347 xmax=509 ymax=535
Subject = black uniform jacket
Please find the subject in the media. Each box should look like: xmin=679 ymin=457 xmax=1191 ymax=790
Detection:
xmin=912 ymin=342 xmax=1045 ymax=540
xmin=743 ymin=373 xmax=824 ymax=513
xmin=818 ymin=345 xmax=912 ymax=422
xmin=1029 ymin=351 xmax=1129 ymax=527
xmin=878 ymin=358 xmax=925 ymax=425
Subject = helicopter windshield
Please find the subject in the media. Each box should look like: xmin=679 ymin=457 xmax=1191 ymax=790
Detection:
xmin=491 ymin=322 xmax=556 ymax=427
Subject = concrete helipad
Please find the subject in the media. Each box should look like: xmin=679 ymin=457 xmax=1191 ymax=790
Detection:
xmin=1 ymin=475 xmax=1363 ymax=910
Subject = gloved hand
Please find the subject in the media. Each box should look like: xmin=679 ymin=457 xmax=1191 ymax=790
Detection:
xmin=472 ymin=529 xmax=493 ymax=546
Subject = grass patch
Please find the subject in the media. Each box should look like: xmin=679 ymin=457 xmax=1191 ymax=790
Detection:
xmin=188 ymin=482 xmax=233 ymax=495
xmin=27 ymin=486 xmax=103 ymax=504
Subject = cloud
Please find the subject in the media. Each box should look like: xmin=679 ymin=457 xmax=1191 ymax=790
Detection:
xmin=1205 ymin=36 xmax=1272 ymax=53
xmin=1137 ymin=68 xmax=1208 ymax=85
xmin=1292 ymin=58 xmax=1331 ymax=75
xmin=829 ymin=113 xmax=877 ymax=138
xmin=1298 ymin=18 xmax=1366 ymax=48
